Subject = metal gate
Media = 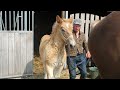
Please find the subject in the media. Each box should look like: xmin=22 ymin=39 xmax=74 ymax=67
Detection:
xmin=0 ymin=11 xmax=34 ymax=78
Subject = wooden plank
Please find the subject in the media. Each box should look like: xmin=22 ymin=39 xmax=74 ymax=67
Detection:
xmin=95 ymin=15 xmax=99 ymax=20
xmin=9 ymin=11 xmax=11 ymax=30
xmin=101 ymin=16 xmax=105 ymax=20
xmin=62 ymin=11 xmax=66 ymax=18
xmin=29 ymin=11 xmax=30 ymax=31
xmin=14 ymin=33 xmax=21 ymax=75
xmin=90 ymin=14 xmax=95 ymax=24
xmin=85 ymin=13 xmax=90 ymax=42
xmin=75 ymin=13 xmax=79 ymax=19
xmin=21 ymin=11 xmax=23 ymax=31
xmin=17 ymin=11 xmax=19 ymax=31
xmin=26 ymin=32 xmax=33 ymax=74
xmin=32 ymin=11 xmax=34 ymax=31
xmin=70 ymin=14 xmax=74 ymax=18
xmin=13 ymin=11 xmax=15 ymax=30
xmin=8 ymin=33 xmax=15 ymax=75
xmin=80 ymin=13 xmax=85 ymax=33
xmin=0 ymin=11 xmax=2 ymax=31
xmin=0 ymin=33 xmax=2 ymax=77
xmin=1 ymin=33 xmax=8 ymax=76
xmin=20 ymin=33 xmax=27 ymax=75
xmin=65 ymin=11 xmax=68 ymax=19
xmin=90 ymin=14 xmax=95 ymax=32
xmin=5 ymin=11 xmax=7 ymax=30
xmin=24 ymin=11 xmax=27 ymax=31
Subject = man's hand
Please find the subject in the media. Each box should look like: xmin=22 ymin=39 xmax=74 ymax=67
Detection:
xmin=86 ymin=51 xmax=91 ymax=58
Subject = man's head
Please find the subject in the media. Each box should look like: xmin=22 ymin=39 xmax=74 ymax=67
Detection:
xmin=73 ymin=18 xmax=82 ymax=33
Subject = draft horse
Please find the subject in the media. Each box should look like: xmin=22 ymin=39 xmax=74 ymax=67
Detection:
xmin=88 ymin=11 xmax=120 ymax=79
xmin=39 ymin=15 xmax=76 ymax=79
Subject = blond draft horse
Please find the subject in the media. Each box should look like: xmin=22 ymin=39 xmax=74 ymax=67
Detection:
xmin=88 ymin=11 xmax=120 ymax=79
xmin=39 ymin=15 xmax=76 ymax=79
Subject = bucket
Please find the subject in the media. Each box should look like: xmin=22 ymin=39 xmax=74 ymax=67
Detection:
xmin=89 ymin=67 xmax=99 ymax=79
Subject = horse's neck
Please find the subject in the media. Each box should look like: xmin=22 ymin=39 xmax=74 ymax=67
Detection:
xmin=50 ymin=29 xmax=65 ymax=48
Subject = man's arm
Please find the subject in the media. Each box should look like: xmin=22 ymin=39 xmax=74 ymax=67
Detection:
xmin=83 ymin=34 xmax=91 ymax=58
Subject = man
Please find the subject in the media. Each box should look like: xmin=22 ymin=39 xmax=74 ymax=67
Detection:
xmin=66 ymin=18 xmax=91 ymax=79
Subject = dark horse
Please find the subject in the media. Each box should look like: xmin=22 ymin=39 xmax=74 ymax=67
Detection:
xmin=88 ymin=11 xmax=120 ymax=79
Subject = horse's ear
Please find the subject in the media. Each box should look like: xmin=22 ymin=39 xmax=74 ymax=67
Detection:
xmin=69 ymin=16 xmax=74 ymax=23
xmin=56 ymin=15 xmax=63 ymax=24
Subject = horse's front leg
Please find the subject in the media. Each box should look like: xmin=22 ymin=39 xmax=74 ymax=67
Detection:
xmin=54 ymin=63 xmax=64 ymax=79
xmin=54 ymin=51 xmax=67 ymax=79
xmin=43 ymin=64 xmax=47 ymax=79
xmin=63 ymin=61 xmax=67 ymax=70
xmin=45 ymin=63 xmax=55 ymax=79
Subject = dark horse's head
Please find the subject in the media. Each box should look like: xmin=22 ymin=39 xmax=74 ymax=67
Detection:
xmin=88 ymin=11 xmax=120 ymax=79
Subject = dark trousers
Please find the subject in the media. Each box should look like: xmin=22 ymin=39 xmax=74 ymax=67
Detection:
xmin=67 ymin=53 xmax=87 ymax=79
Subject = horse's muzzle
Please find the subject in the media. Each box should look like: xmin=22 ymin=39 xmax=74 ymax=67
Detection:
xmin=70 ymin=44 xmax=75 ymax=49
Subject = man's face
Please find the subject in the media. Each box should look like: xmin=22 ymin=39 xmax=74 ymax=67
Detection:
xmin=73 ymin=24 xmax=81 ymax=32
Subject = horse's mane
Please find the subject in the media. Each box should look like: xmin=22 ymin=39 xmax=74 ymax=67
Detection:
xmin=51 ymin=21 xmax=59 ymax=35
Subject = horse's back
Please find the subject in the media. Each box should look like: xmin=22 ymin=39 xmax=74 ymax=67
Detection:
xmin=90 ymin=20 xmax=100 ymax=30
xmin=88 ymin=11 xmax=120 ymax=79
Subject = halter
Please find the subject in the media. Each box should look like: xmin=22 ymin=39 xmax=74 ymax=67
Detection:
xmin=59 ymin=28 xmax=71 ymax=43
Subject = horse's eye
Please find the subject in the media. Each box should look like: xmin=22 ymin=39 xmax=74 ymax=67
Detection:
xmin=61 ymin=29 xmax=65 ymax=32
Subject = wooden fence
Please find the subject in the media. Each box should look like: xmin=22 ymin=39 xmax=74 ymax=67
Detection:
xmin=70 ymin=13 xmax=105 ymax=42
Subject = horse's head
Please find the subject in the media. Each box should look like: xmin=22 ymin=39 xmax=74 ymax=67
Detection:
xmin=56 ymin=15 xmax=76 ymax=47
